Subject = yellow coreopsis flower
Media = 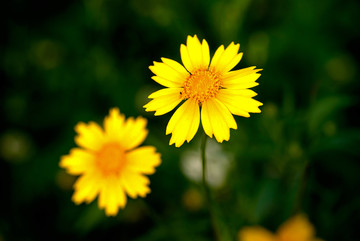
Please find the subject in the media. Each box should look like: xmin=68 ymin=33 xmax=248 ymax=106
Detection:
xmin=144 ymin=35 xmax=262 ymax=147
xmin=238 ymin=214 xmax=324 ymax=241
xmin=60 ymin=108 xmax=161 ymax=216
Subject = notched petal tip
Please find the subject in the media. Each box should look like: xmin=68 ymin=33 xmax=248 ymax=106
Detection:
xmin=149 ymin=62 xmax=157 ymax=69
xmin=187 ymin=34 xmax=199 ymax=43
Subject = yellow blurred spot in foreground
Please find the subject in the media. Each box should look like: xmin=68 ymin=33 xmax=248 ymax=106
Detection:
xmin=238 ymin=214 xmax=324 ymax=241
xmin=182 ymin=188 xmax=203 ymax=211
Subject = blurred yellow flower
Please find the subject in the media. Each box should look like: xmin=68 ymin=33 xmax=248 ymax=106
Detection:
xmin=144 ymin=35 xmax=262 ymax=147
xmin=60 ymin=108 xmax=161 ymax=216
xmin=238 ymin=214 xmax=324 ymax=241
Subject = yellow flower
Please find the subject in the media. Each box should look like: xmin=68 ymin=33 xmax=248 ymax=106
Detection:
xmin=144 ymin=35 xmax=262 ymax=147
xmin=60 ymin=108 xmax=161 ymax=216
xmin=238 ymin=214 xmax=324 ymax=241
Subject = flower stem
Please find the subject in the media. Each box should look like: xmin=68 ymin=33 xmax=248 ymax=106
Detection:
xmin=200 ymin=133 xmax=233 ymax=241
xmin=293 ymin=160 xmax=310 ymax=214
xmin=201 ymin=133 xmax=222 ymax=241
xmin=201 ymin=133 xmax=211 ymax=206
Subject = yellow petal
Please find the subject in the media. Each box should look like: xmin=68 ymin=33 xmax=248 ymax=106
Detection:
xmin=103 ymin=108 xmax=126 ymax=142
xmin=161 ymin=57 xmax=189 ymax=77
xmin=222 ymin=67 xmax=261 ymax=89
xmin=180 ymin=35 xmax=210 ymax=73
xmin=125 ymin=146 xmax=161 ymax=175
xmin=209 ymin=45 xmax=225 ymax=70
xmin=115 ymin=181 xmax=127 ymax=209
xmin=166 ymin=99 xmax=200 ymax=147
xmin=200 ymin=99 xmax=214 ymax=138
xmin=202 ymin=39 xmax=210 ymax=68
xmin=223 ymin=52 xmax=243 ymax=73
xmin=180 ymin=44 xmax=192 ymax=73
xmin=224 ymin=89 xmax=258 ymax=97
xmin=219 ymin=88 xmax=258 ymax=98
xmin=74 ymin=121 xmax=105 ymax=151
xmin=188 ymin=35 xmax=210 ymax=71
xmin=98 ymin=178 xmax=116 ymax=216
xmin=201 ymin=98 xmax=237 ymax=143
xmin=104 ymin=109 xmax=149 ymax=150
xmin=216 ymin=89 xmax=262 ymax=117
xmin=72 ymin=172 xmax=102 ymax=205
xmin=120 ymin=116 xmax=148 ymax=150
xmin=210 ymin=42 xmax=241 ymax=74
xmin=185 ymin=35 xmax=203 ymax=70
xmin=60 ymin=148 xmax=95 ymax=175
xmin=144 ymin=88 xmax=183 ymax=116
xmin=121 ymin=171 xmax=151 ymax=199
xmin=98 ymin=176 xmax=127 ymax=216
xmin=149 ymin=60 xmax=187 ymax=87
xmin=277 ymin=214 xmax=316 ymax=241
xmin=238 ymin=226 xmax=276 ymax=241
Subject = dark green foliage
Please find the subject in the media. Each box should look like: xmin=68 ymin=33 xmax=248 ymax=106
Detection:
xmin=1 ymin=0 xmax=359 ymax=240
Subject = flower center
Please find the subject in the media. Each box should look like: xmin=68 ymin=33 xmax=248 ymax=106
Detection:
xmin=181 ymin=68 xmax=221 ymax=104
xmin=95 ymin=143 xmax=126 ymax=176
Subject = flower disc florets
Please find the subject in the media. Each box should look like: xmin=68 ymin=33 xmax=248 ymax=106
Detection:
xmin=181 ymin=68 xmax=221 ymax=104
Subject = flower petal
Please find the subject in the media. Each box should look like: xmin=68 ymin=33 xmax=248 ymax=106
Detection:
xmin=103 ymin=108 xmax=126 ymax=142
xmin=216 ymin=89 xmax=262 ymax=117
xmin=149 ymin=60 xmax=187 ymax=87
xmin=222 ymin=52 xmax=243 ymax=73
xmin=202 ymin=39 xmax=210 ymax=68
xmin=277 ymin=214 xmax=315 ymax=241
xmin=180 ymin=44 xmax=192 ymax=73
xmin=238 ymin=227 xmax=276 ymax=241
xmin=125 ymin=146 xmax=161 ymax=175
xmin=144 ymin=88 xmax=183 ymax=116
xmin=200 ymin=100 xmax=213 ymax=138
xmin=72 ymin=172 xmax=102 ymax=205
xmin=161 ymin=57 xmax=189 ymax=77
xmin=181 ymin=35 xmax=210 ymax=73
xmin=201 ymin=98 xmax=237 ymax=143
xmin=210 ymin=42 xmax=242 ymax=74
xmin=118 ymin=116 xmax=148 ymax=150
xmin=104 ymin=108 xmax=149 ymax=150
xmin=98 ymin=176 xmax=127 ymax=216
xmin=209 ymin=45 xmax=224 ymax=71
xmin=222 ymin=67 xmax=261 ymax=89
xmin=60 ymin=148 xmax=95 ymax=175
xmin=74 ymin=121 xmax=105 ymax=151
xmin=166 ymin=99 xmax=200 ymax=147
xmin=121 ymin=171 xmax=151 ymax=199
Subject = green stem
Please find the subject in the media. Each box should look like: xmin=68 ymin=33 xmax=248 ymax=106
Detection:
xmin=293 ymin=160 xmax=310 ymax=214
xmin=201 ymin=133 xmax=220 ymax=241
xmin=201 ymin=133 xmax=211 ymax=205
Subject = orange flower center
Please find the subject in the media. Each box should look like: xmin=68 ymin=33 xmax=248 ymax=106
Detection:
xmin=181 ymin=68 xmax=221 ymax=104
xmin=95 ymin=143 xmax=126 ymax=176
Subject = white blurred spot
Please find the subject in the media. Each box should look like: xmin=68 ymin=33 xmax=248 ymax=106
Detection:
xmin=180 ymin=139 xmax=233 ymax=188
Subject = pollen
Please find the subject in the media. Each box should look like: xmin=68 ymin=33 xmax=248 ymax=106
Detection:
xmin=95 ymin=143 xmax=126 ymax=176
xmin=181 ymin=68 xmax=221 ymax=104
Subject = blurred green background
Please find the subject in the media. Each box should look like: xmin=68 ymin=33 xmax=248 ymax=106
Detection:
xmin=1 ymin=0 xmax=359 ymax=240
